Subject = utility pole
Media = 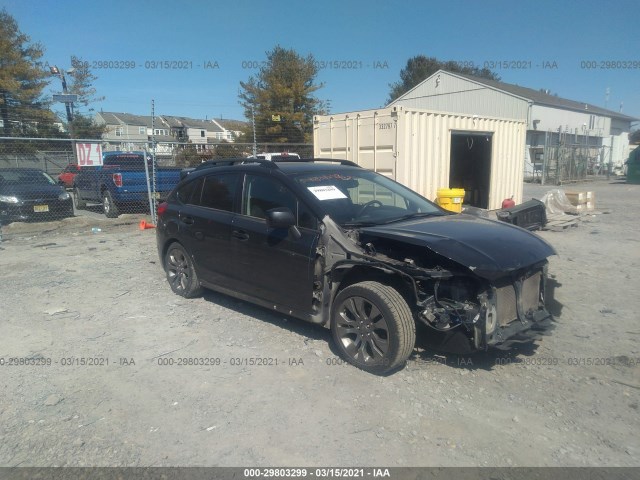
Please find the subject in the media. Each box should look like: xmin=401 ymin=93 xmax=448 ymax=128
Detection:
xmin=50 ymin=66 xmax=77 ymax=159
xmin=251 ymin=107 xmax=257 ymax=157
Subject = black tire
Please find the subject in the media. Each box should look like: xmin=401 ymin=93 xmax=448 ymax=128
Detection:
xmin=73 ymin=188 xmax=86 ymax=209
xmin=164 ymin=242 xmax=203 ymax=298
xmin=102 ymin=190 xmax=120 ymax=218
xmin=331 ymin=281 xmax=416 ymax=374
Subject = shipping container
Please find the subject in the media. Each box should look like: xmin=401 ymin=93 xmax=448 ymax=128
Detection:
xmin=313 ymin=106 xmax=527 ymax=210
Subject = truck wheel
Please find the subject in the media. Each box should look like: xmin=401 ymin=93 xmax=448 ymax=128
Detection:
xmin=164 ymin=242 xmax=203 ymax=298
xmin=331 ymin=281 xmax=416 ymax=374
xmin=73 ymin=188 xmax=86 ymax=209
xmin=102 ymin=190 xmax=120 ymax=218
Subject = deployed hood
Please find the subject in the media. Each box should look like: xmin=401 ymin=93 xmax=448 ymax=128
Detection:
xmin=360 ymin=214 xmax=556 ymax=280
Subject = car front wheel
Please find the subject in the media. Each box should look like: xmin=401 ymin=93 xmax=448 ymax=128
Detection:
xmin=164 ymin=243 xmax=203 ymax=298
xmin=331 ymin=281 xmax=416 ymax=374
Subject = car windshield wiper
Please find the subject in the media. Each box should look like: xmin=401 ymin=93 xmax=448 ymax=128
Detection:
xmin=376 ymin=212 xmax=444 ymax=225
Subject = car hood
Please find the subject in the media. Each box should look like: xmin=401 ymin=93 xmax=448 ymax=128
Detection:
xmin=359 ymin=214 xmax=556 ymax=280
xmin=0 ymin=184 xmax=66 ymax=200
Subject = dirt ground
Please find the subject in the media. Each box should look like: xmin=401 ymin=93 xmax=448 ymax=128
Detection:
xmin=0 ymin=179 xmax=638 ymax=467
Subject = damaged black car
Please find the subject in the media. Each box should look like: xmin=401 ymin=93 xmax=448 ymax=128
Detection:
xmin=156 ymin=159 xmax=556 ymax=374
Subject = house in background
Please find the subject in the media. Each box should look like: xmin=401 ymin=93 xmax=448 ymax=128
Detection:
xmin=387 ymin=70 xmax=638 ymax=178
xmin=95 ymin=112 xmax=247 ymax=157
xmin=160 ymin=116 xmax=230 ymax=147
xmin=213 ymin=118 xmax=245 ymax=140
xmin=95 ymin=112 xmax=149 ymax=148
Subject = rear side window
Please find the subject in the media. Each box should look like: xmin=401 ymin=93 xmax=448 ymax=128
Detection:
xmin=198 ymin=174 xmax=239 ymax=212
xmin=103 ymin=154 xmax=148 ymax=170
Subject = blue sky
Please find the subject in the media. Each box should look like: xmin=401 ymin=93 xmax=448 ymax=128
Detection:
xmin=2 ymin=0 xmax=639 ymax=122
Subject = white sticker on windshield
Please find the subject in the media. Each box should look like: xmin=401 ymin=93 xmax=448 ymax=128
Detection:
xmin=307 ymin=185 xmax=348 ymax=201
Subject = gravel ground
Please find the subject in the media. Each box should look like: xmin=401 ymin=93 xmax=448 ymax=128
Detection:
xmin=0 ymin=179 xmax=638 ymax=467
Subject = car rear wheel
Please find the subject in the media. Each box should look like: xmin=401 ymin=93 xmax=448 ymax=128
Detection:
xmin=103 ymin=190 xmax=119 ymax=218
xmin=73 ymin=188 xmax=86 ymax=209
xmin=164 ymin=243 xmax=203 ymax=298
xmin=331 ymin=281 xmax=415 ymax=374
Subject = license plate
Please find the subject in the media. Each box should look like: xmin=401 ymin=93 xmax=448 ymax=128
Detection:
xmin=34 ymin=205 xmax=49 ymax=212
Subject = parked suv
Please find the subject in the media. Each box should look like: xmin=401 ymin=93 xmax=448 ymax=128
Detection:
xmin=156 ymin=159 xmax=556 ymax=374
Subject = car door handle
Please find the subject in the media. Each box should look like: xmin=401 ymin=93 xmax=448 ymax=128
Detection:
xmin=232 ymin=230 xmax=249 ymax=241
xmin=182 ymin=216 xmax=195 ymax=226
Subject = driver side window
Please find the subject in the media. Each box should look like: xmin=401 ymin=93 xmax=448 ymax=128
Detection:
xmin=243 ymin=175 xmax=318 ymax=230
xmin=243 ymin=175 xmax=296 ymax=219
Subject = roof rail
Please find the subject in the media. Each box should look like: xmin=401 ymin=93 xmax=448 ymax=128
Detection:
xmin=273 ymin=158 xmax=361 ymax=168
xmin=196 ymin=157 xmax=279 ymax=170
xmin=181 ymin=157 xmax=361 ymax=180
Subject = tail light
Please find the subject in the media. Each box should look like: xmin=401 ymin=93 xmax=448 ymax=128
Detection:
xmin=157 ymin=202 xmax=168 ymax=218
xmin=112 ymin=173 xmax=123 ymax=187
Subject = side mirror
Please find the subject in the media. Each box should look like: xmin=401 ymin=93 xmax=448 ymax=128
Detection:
xmin=265 ymin=207 xmax=296 ymax=229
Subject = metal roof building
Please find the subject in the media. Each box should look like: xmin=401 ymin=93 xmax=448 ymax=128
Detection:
xmin=388 ymin=70 xmax=638 ymax=175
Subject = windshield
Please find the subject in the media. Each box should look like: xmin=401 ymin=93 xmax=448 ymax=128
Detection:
xmin=293 ymin=169 xmax=445 ymax=226
xmin=0 ymin=170 xmax=57 ymax=187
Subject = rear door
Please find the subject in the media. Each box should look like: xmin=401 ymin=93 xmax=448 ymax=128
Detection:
xmin=178 ymin=172 xmax=243 ymax=289
xmin=231 ymin=173 xmax=320 ymax=313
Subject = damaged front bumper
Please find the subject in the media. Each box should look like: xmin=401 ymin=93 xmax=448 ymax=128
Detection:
xmin=417 ymin=263 xmax=553 ymax=352
xmin=488 ymin=309 xmax=554 ymax=349
xmin=483 ymin=265 xmax=552 ymax=349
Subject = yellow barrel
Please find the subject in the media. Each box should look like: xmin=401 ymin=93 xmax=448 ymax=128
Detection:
xmin=435 ymin=188 xmax=465 ymax=213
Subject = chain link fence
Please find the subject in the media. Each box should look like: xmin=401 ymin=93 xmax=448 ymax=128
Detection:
xmin=0 ymin=137 xmax=312 ymax=231
xmin=525 ymin=141 xmax=614 ymax=185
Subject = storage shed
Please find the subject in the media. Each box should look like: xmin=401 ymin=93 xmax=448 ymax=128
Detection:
xmin=313 ymin=106 xmax=526 ymax=210
xmin=388 ymin=70 xmax=638 ymax=177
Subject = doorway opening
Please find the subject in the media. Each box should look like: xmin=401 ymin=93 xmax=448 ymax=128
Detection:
xmin=449 ymin=132 xmax=493 ymax=209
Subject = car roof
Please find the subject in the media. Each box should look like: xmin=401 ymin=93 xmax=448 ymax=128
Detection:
xmin=185 ymin=158 xmax=360 ymax=177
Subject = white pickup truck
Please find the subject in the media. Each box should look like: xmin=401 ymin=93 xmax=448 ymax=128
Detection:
xmin=253 ymin=152 xmax=301 ymax=161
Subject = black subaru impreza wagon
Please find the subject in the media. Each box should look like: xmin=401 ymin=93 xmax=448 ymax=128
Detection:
xmin=156 ymin=158 xmax=555 ymax=374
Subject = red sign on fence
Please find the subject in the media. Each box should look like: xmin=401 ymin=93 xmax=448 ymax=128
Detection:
xmin=76 ymin=143 xmax=103 ymax=166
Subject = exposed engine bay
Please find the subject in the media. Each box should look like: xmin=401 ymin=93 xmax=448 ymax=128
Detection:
xmin=313 ymin=214 xmax=554 ymax=353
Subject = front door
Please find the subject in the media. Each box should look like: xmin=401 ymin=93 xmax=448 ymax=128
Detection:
xmin=231 ymin=174 xmax=319 ymax=313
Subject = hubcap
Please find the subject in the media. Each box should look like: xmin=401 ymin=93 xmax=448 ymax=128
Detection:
xmin=166 ymin=249 xmax=191 ymax=291
xmin=335 ymin=296 xmax=389 ymax=364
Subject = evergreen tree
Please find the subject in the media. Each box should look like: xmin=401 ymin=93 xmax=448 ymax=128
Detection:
xmin=0 ymin=8 xmax=58 ymax=137
xmin=239 ymin=46 xmax=326 ymax=144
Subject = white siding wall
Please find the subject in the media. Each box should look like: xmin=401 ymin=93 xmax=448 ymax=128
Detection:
xmin=388 ymin=71 xmax=529 ymax=122
xmin=187 ymin=128 xmax=207 ymax=144
xmin=314 ymin=106 xmax=526 ymax=210
xmin=530 ymin=105 xmax=611 ymax=137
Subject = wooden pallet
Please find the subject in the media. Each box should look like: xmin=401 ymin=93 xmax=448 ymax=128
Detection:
xmin=544 ymin=213 xmax=580 ymax=231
